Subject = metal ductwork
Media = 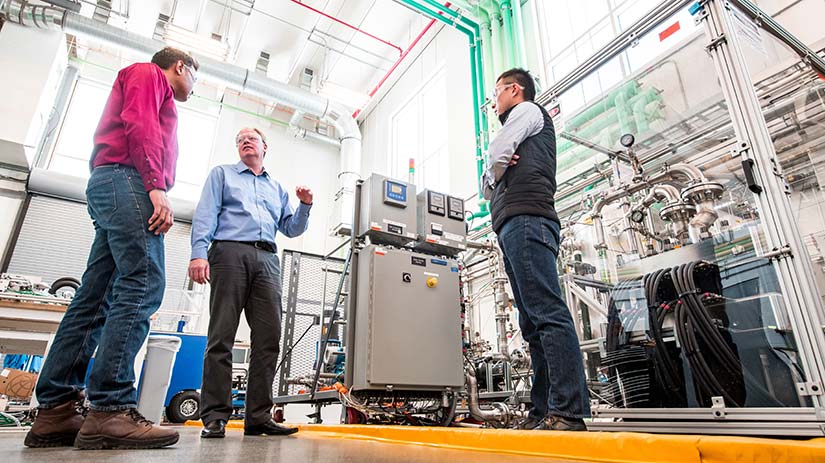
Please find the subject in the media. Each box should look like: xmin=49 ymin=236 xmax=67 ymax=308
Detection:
xmin=27 ymin=167 xmax=197 ymax=221
xmin=2 ymin=0 xmax=362 ymax=230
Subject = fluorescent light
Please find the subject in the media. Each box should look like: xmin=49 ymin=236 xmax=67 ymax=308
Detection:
xmin=164 ymin=24 xmax=229 ymax=62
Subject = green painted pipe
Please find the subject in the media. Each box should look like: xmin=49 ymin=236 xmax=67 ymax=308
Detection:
xmin=510 ymin=0 xmax=528 ymax=68
xmin=489 ymin=9 xmax=505 ymax=77
xmin=614 ymin=90 xmax=636 ymax=135
xmin=499 ymin=0 xmax=516 ymax=69
xmin=556 ymin=88 xmax=663 ymax=171
xmin=469 ymin=210 xmax=491 ymax=220
xmin=566 ymin=80 xmax=639 ymax=130
xmin=477 ymin=7 xmax=495 ymax=91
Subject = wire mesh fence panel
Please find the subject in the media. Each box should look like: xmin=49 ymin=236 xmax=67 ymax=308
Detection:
xmin=274 ymin=250 xmax=346 ymax=397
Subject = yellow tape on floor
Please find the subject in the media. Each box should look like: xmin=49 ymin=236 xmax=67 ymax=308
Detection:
xmin=184 ymin=421 xmax=825 ymax=463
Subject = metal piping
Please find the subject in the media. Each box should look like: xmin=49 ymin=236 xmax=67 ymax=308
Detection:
xmin=289 ymin=110 xmax=305 ymax=127
xmin=291 ymin=126 xmax=341 ymax=147
xmin=465 ymin=368 xmax=509 ymax=424
xmin=3 ymin=0 xmax=362 ymax=228
xmin=640 ymin=184 xmax=681 ymax=207
xmin=589 ymin=163 xmax=701 ymax=250
xmin=3 ymin=2 xmax=360 ymax=140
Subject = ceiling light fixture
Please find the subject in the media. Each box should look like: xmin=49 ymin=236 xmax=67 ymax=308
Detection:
xmin=162 ymin=22 xmax=229 ymax=62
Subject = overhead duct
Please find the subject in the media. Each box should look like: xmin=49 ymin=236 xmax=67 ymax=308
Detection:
xmin=2 ymin=1 xmax=361 ymax=233
xmin=27 ymin=167 xmax=197 ymax=222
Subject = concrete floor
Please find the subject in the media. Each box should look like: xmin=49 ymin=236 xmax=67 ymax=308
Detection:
xmin=2 ymin=426 xmax=573 ymax=463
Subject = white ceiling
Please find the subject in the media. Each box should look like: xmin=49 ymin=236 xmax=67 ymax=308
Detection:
xmin=80 ymin=0 xmax=429 ymax=112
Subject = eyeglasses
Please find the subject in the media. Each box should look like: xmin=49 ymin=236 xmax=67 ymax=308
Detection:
xmin=490 ymin=82 xmax=524 ymax=99
xmin=184 ymin=64 xmax=198 ymax=83
xmin=236 ymin=134 xmax=262 ymax=145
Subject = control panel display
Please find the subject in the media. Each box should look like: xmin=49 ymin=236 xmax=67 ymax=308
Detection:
xmin=383 ymin=179 xmax=408 ymax=207
xmin=427 ymin=191 xmax=446 ymax=216
xmin=447 ymin=196 xmax=464 ymax=221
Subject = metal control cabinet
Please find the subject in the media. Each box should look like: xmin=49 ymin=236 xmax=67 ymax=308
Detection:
xmin=357 ymin=174 xmax=417 ymax=247
xmin=350 ymin=244 xmax=463 ymax=391
xmin=415 ymin=190 xmax=467 ymax=257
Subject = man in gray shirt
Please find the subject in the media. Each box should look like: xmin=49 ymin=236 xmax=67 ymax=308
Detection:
xmin=482 ymin=68 xmax=590 ymax=431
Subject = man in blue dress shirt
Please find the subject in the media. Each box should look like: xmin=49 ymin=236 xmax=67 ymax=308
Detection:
xmin=189 ymin=127 xmax=312 ymax=438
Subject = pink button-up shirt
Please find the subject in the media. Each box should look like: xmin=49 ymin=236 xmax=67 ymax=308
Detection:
xmin=91 ymin=62 xmax=178 ymax=192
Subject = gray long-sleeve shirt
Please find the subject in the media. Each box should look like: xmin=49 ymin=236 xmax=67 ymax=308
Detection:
xmin=482 ymin=102 xmax=545 ymax=200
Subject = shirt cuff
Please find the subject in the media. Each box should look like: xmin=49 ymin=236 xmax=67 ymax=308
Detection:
xmin=191 ymin=245 xmax=209 ymax=261
xmin=296 ymin=201 xmax=312 ymax=216
xmin=141 ymin=169 xmax=166 ymax=192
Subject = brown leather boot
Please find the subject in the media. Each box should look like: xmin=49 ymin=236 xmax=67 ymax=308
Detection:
xmin=74 ymin=409 xmax=179 ymax=450
xmin=24 ymin=396 xmax=87 ymax=448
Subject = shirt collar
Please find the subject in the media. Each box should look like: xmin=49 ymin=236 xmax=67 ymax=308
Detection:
xmin=233 ymin=160 xmax=268 ymax=177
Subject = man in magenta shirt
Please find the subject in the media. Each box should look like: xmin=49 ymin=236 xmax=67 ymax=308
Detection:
xmin=25 ymin=47 xmax=198 ymax=450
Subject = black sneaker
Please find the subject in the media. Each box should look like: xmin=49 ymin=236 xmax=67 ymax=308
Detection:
xmin=201 ymin=420 xmax=226 ymax=438
xmin=244 ymin=420 xmax=298 ymax=436
xmin=535 ymin=415 xmax=587 ymax=431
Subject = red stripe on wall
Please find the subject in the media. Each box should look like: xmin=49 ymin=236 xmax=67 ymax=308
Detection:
xmin=659 ymin=21 xmax=681 ymax=42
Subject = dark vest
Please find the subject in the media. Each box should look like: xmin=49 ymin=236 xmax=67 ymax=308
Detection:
xmin=490 ymin=101 xmax=559 ymax=233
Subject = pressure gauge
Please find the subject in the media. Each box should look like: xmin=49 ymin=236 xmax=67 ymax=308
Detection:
xmin=630 ymin=209 xmax=646 ymax=224
xmin=620 ymin=133 xmax=635 ymax=148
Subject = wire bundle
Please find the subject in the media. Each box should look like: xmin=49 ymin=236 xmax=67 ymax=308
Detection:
xmin=644 ymin=268 xmax=687 ymax=407
xmin=669 ymin=262 xmax=746 ymax=407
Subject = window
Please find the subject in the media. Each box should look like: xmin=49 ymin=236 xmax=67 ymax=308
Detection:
xmin=390 ymin=67 xmax=449 ymax=193
xmin=51 ymin=78 xmax=110 ymax=178
xmin=538 ymin=0 xmax=699 ymax=114
xmin=167 ymin=108 xmax=218 ymax=201
xmin=49 ymin=77 xmax=217 ymax=201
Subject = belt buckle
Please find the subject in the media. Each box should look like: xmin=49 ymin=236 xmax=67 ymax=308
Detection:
xmin=254 ymin=241 xmax=264 ymax=250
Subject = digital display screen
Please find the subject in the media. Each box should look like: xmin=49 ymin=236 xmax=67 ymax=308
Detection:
xmin=447 ymin=195 xmax=464 ymax=220
xmin=383 ymin=179 xmax=408 ymax=207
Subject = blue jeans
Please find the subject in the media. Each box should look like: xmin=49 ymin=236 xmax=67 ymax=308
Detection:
xmin=497 ymin=215 xmax=590 ymax=419
xmin=35 ymin=165 xmax=165 ymax=411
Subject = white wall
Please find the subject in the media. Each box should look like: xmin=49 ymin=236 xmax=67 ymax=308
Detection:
xmin=360 ymin=25 xmax=478 ymax=204
xmin=203 ymin=93 xmax=342 ymax=258
xmin=0 ymin=23 xmax=66 ymax=169
xmin=758 ymin=0 xmax=825 ymax=45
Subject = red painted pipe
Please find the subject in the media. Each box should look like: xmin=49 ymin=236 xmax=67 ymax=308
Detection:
xmin=290 ymin=0 xmax=403 ymax=55
xmin=352 ymin=3 xmax=450 ymax=118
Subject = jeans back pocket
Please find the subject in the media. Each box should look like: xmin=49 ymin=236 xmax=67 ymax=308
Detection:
xmin=86 ymin=179 xmax=117 ymax=224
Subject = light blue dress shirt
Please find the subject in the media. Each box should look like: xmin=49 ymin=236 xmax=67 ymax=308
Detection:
xmin=190 ymin=161 xmax=311 ymax=260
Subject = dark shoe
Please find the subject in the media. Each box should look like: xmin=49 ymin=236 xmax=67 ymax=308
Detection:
xmin=201 ymin=419 xmax=226 ymax=438
xmin=515 ymin=414 xmax=544 ymax=430
xmin=24 ymin=395 xmax=87 ymax=448
xmin=74 ymin=409 xmax=179 ymax=450
xmin=535 ymin=415 xmax=587 ymax=431
xmin=244 ymin=420 xmax=298 ymax=436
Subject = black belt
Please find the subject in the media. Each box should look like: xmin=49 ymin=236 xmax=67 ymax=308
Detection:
xmin=215 ymin=240 xmax=277 ymax=253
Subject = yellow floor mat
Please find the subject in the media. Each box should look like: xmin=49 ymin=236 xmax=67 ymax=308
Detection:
xmin=185 ymin=420 xmax=825 ymax=463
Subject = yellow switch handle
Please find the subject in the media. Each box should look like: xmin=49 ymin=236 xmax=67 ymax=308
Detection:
xmin=426 ymin=277 xmax=438 ymax=288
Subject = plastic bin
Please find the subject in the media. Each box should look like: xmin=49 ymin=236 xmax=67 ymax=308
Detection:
xmin=136 ymin=335 xmax=182 ymax=423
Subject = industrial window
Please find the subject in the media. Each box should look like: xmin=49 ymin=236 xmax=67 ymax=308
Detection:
xmin=389 ymin=67 xmax=449 ymax=192
xmin=537 ymin=0 xmax=699 ymax=114
xmin=50 ymin=78 xmax=109 ymax=178
xmin=49 ymin=77 xmax=218 ymax=202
